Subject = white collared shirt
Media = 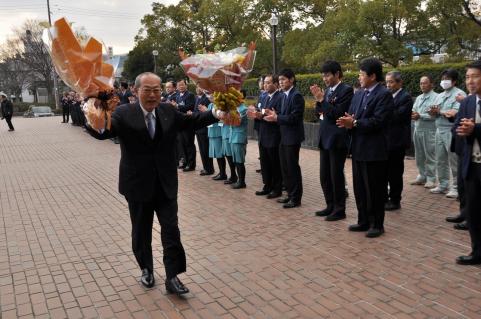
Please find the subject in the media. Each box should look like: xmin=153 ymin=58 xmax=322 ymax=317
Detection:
xmin=393 ymin=88 xmax=403 ymax=98
xmin=473 ymin=95 xmax=481 ymax=163
xmin=330 ymin=81 xmax=341 ymax=93
xmin=283 ymin=86 xmax=293 ymax=97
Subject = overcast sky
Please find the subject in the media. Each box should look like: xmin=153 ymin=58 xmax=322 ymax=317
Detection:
xmin=0 ymin=0 xmax=180 ymax=55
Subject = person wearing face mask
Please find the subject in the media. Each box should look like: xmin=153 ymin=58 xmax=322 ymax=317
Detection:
xmin=428 ymin=69 xmax=467 ymax=197
xmin=411 ymin=75 xmax=439 ymax=189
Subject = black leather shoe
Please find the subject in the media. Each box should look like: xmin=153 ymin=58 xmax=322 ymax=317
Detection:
xmin=385 ymin=201 xmax=401 ymax=211
xmin=183 ymin=166 xmax=195 ymax=172
xmin=256 ymin=169 xmax=261 ymax=173
xmin=345 ymin=189 xmax=349 ymax=198
xmin=266 ymin=191 xmax=282 ymax=199
xmin=231 ymin=181 xmax=246 ymax=189
xmin=277 ymin=197 xmax=290 ymax=204
xmin=140 ymin=269 xmax=155 ymax=288
xmin=446 ymin=215 xmax=464 ymax=223
xmin=283 ymin=200 xmax=301 ymax=209
xmin=165 ymin=276 xmax=189 ymax=295
xmin=200 ymin=170 xmax=214 ymax=176
xmin=224 ymin=178 xmax=237 ymax=185
xmin=348 ymin=224 xmax=370 ymax=232
xmin=456 ymin=255 xmax=481 ymax=265
xmin=366 ymin=227 xmax=384 ymax=238
xmin=178 ymin=163 xmax=186 ymax=169
xmin=255 ymin=189 xmax=271 ymax=196
xmin=325 ymin=213 xmax=346 ymax=221
xmin=212 ymin=174 xmax=227 ymax=181
xmin=454 ymin=221 xmax=468 ymax=231
xmin=315 ymin=208 xmax=332 ymax=217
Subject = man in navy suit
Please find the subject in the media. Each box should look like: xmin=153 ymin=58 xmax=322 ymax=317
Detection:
xmin=454 ymin=60 xmax=481 ymax=265
xmin=264 ymin=69 xmax=305 ymax=208
xmin=337 ymin=58 xmax=394 ymax=238
xmin=192 ymin=86 xmax=214 ymax=175
xmin=171 ymin=80 xmax=197 ymax=171
xmin=384 ymin=71 xmax=413 ymax=211
xmin=248 ymin=74 xmax=284 ymax=198
xmin=310 ymin=61 xmax=353 ymax=221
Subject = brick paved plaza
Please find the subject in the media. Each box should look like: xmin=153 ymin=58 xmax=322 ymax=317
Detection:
xmin=0 ymin=117 xmax=480 ymax=319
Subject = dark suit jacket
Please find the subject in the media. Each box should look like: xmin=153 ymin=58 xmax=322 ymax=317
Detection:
xmin=315 ymin=82 xmax=353 ymax=150
xmin=348 ymin=84 xmax=394 ymax=161
xmin=118 ymin=90 xmax=133 ymax=105
xmin=277 ymin=88 xmax=305 ymax=146
xmin=162 ymin=92 xmax=178 ymax=102
xmin=455 ymin=95 xmax=481 ymax=179
xmin=193 ymin=94 xmax=211 ymax=134
xmin=1 ymin=99 xmax=13 ymax=118
xmin=259 ymin=90 xmax=283 ymax=148
xmin=387 ymin=88 xmax=413 ymax=150
xmin=87 ymin=102 xmax=217 ymax=201
xmin=176 ymin=91 xmax=195 ymax=113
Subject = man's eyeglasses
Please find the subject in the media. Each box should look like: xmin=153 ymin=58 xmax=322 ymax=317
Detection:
xmin=141 ymin=88 xmax=162 ymax=95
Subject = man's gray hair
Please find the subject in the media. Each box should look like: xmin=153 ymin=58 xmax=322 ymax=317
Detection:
xmin=386 ymin=70 xmax=402 ymax=82
xmin=134 ymin=72 xmax=161 ymax=88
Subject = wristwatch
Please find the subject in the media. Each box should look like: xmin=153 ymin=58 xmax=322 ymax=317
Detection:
xmin=353 ymin=119 xmax=358 ymax=128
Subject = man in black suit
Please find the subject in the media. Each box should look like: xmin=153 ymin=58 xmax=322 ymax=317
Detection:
xmin=0 ymin=92 xmax=14 ymax=131
xmin=162 ymin=81 xmax=178 ymax=102
xmin=310 ymin=61 xmax=353 ymax=221
xmin=384 ymin=71 xmax=413 ymax=211
xmin=86 ymin=72 xmax=221 ymax=293
xmin=192 ymin=86 xmax=214 ymax=175
xmin=248 ymin=74 xmax=284 ymax=198
xmin=337 ymin=58 xmax=393 ymax=238
xmin=118 ymin=82 xmax=133 ymax=105
xmin=171 ymin=80 xmax=196 ymax=171
xmin=454 ymin=60 xmax=481 ymax=265
xmin=264 ymin=69 xmax=305 ymax=208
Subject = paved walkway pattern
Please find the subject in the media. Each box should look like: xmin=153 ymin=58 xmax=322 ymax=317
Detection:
xmin=0 ymin=117 xmax=480 ymax=319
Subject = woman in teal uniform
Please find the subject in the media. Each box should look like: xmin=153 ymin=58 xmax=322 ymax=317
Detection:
xmin=229 ymin=103 xmax=248 ymax=189
xmin=207 ymin=100 xmax=227 ymax=180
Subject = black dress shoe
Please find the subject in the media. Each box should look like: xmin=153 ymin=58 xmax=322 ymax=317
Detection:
xmin=454 ymin=221 xmax=469 ymax=231
xmin=231 ymin=181 xmax=246 ymax=189
xmin=224 ymin=178 xmax=237 ymax=185
xmin=325 ymin=213 xmax=346 ymax=221
xmin=315 ymin=208 xmax=332 ymax=217
xmin=348 ymin=224 xmax=370 ymax=232
xmin=212 ymin=174 xmax=227 ymax=181
xmin=345 ymin=189 xmax=349 ymax=198
xmin=277 ymin=197 xmax=290 ymax=204
xmin=182 ymin=166 xmax=195 ymax=172
xmin=256 ymin=169 xmax=262 ymax=173
xmin=366 ymin=227 xmax=384 ymax=238
xmin=446 ymin=215 xmax=464 ymax=223
xmin=140 ymin=269 xmax=155 ymax=288
xmin=385 ymin=201 xmax=401 ymax=211
xmin=178 ymin=165 xmax=186 ymax=169
xmin=255 ymin=189 xmax=271 ymax=196
xmin=165 ymin=276 xmax=189 ymax=295
xmin=456 ymin=255 xmax=481 ymax=265
xmin=200 ymin=170 xmax=214 ymax=176
xmin=266 ymin=191 xmax=282 ymax=199
xmin=283 ymin=200 xmax=301 ymax=209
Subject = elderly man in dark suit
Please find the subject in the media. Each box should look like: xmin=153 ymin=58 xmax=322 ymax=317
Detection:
xmin=86 ymin=72 xmax=221 ymax=294
xmin=384 ymin=71 xmax=413 ymax=211
xmin=0 ymin=92 xmax=14 ymax=131
xmin=310 ymin=61 xmax=353 ymax=221
xmin=264 ymin=69 xmax=305 ymax=208
xmin=337 ymin=58 xmax=394 ymax=238
xmin=455 ymin=60 xmax=481 ymax=265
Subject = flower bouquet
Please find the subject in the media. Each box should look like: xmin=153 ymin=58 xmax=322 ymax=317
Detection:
xmin=43 ymin=17 xmax=119 ymax=130
xmin=179 ymin=42 xmax=256 ymax=125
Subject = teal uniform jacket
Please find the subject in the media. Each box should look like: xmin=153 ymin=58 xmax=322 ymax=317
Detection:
xmin=221 ymin=122 xmax=232 ymax=156
xmin=229 ymin=104 xmax=248 ymax=163
xmin=207 ymin=103 xmax=223 ymax=158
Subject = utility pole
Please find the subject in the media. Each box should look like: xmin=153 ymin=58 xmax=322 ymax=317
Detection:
xmin=47 ymin=0 xmax=60 ymax=109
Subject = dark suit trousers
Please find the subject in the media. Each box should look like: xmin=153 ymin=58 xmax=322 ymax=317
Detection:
xmin=465 ymin=163 xmax=481 ymax=257
xmin=62 ymin=106 xmax=70 ymax=123
xmin=176 ymin=134 xmax=184 ymax=164
xmin=279 ymin=144 xmax=303 ymax=202
xmin=353 ymin=160 xmax=388 ymax=228
xmin=458 ymin=157 xmax=467 ymax=220
xmin=127 ymin=185 xmax=186 ymax=279
xmin=320 ymin=147 xmax=347 ymax=214
xmin=387 ymin=148 xmax=405 ymax=203
xmin=4 ymin=116 xmax=14 ymax=130
xmin=259 ymin=144 xmax=282 ymax=193
xmin=181 ymin=129 xmax=196 ymax=168
xmin=196 ymin=131 xmax=213 ymax=172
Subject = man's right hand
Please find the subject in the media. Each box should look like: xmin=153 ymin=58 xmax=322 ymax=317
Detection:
xmin=310 ymin=84 xmax=325 ymax=102
xmin=411 ymin=111 xmax=420 ymax=120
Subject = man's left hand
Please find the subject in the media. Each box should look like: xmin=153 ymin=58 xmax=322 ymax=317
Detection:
xmin=263 ymin=108 xmax=277 ymax=122
xmin=457 ymin=118 xmax=475 ymax=136
xmin=336 ymin=112 xmax=355 ymax=129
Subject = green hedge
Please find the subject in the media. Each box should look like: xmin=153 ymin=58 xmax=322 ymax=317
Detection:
xmin=243 ymin=62 xmax=468 ymax=99
xmin=13 ymin=102 xmax=57 ymax=112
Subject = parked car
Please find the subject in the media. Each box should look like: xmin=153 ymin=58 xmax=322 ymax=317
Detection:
xmin=23 ymin=106 xmax=55 ymax=118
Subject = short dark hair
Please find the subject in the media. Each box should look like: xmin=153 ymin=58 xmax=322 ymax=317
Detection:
xmin=321 ymin=60 xmax=343 ymax=78
xmin=441 ymin=68 xmax=460 ymax=84
xmin=386 ymin=71 xmax=402 ymax=82
xmin=166 ymin=80 xmax=176 ymax=88
xmin=359 ymin=58 xmax=383 ymax=82
xmin=240 ymin=89 xmax=247 ymax=98
xmin=466 ymin=59 xmax=481 ymax=71
xmin=177 ymin=79 xmax=187 ymax=85
xmin=421 ymin=74 xmax=434 ymax=83
xmin=120 ymin=82 xmax=128 ymax=89
xmin=279 ymin=68 xmax=295 ymax=80
xmin=264 ymin=74 xmax=279 ymax=84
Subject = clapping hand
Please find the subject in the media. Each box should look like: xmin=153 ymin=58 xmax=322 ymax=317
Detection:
xmin=457 ymin=118 xmax=475 ymax=136
xmin=186 ymin=110 xmax=193 ymax=115
xmin=263 ymin=108 xmax=277 ymax=122
xmin=198 ymin=104 xmax=208 ymax=112
xmin=455 ymin=94 xmax=466 ymax=103
xmin=428 ymin=105 xmax=440 ymax=116
xmin=247 ymin=105 xmax=262 ymax=120
xmin=443 ymin=109 xmax=458 ymax=119
xmin=411 ymin=111 xmax=420 ymax=120
xmin=336 ymin=112 xmax=355 ymax=129
xmin=310 ymin=84 xmax=325 ymax=102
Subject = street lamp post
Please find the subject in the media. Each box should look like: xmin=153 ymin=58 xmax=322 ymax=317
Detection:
xmin=152 ymin=50 xmax=159 ymax=74
xmin=269 ymin=13 xmax=279 ymax=75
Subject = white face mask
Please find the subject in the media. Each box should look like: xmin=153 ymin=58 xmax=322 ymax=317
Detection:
xmin=440 ymin=80 xmax=453 ymax=90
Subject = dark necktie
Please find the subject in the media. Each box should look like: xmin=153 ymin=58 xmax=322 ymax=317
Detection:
xmin=326 ymin=88 xmax=333 ymax=102
xmin=147 ymin=112 xmax=155 ymax=139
